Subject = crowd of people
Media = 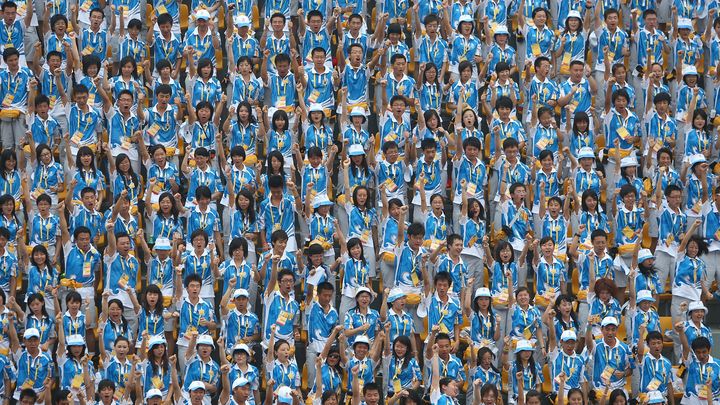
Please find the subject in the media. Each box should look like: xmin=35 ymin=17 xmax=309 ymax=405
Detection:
xmin=0 ymin=0 xmax=719 ymax=404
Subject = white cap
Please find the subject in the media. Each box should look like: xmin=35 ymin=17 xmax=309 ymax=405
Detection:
xmin=232 ymin=343 xmax=251 ymax=354
xmin=566 ymin=10 xmax=582 ymax=20
xmin=235 ymin=14 xmax=251 ymax=27
xmin=312 ymin=194 xmax=333 ymax=208
xmin=620 ymin=155 xmax=638 ymax=168
xmin=188 ymin=381 xmax=206 ymax=392
xmin=457 ymin=14 xmax=474 ymax=26
xmin=474 ymin=287 xmax=492 ymax=299
xmin=197 ymin=334 xmax=215 ymax=347
xmin=493 ymin=25 xmax=509 ymax=36
xmin=195 ymin=9 xmax=211 ymax=20
xmin=637 ymin=290 xmax=655 ymax=303
xmin=276 ymin=386 xmax=294 ymax=404
xmin=67 ymin=334 xmax=86 ymax=346
xmin=386 ymin=288 xmax=405 ymax=303
xmin=353 ymin=335 xmax=371 ymax=347
xmin=23 ymin=328 xmax=40 ymax=340
xmin=560 ymin=330 xmax=577 ymax=342
xmin=148 ymin=334 xmax=167 ymax=349
xmin=601 ymin=316 xmax=619 ymax=327
xmin=308 ymin=103 xmax=324 ymax=113
xmin=154 ymin=237 xmax=172 ymax=251
xmin=689 ymin=153 xmax=707 ymax=166
xmin=638 ymin=248 xmax=654 ymax=263
xmin=145 ymin=389 xmax=163 ymax=400
xmin=233 ymin=288 xmax=250 ymax=299
xmin=514 ymin=339 xmax=533 ymax=353
xmin=688 ymin=300 xmax=708 ymax=314
xmin=647 ymin=391 xmax=665 ymax=404
xmin=355 ymin=286 xmax=373 ymax=299
xmin=683 ymin=65 xmax=698 ymax=77
xmin=349 ymin=107 xmax=367 ymax=119
xmin=232 ymin=377 xmax=250 ymax=390
xmin=577 ymin=147 xmax=595 ymax=160
xmin=348 ymin=144 xmax=366 ymax=156
xmin=678 ymin=18 xmax=693 ymax=30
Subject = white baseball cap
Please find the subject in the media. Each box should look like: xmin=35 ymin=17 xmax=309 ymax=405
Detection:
xmin=620 ymin=155 xmax=638 ymax=168
xmin=514 ymin=339 xmax=533 ymax=353
xmin=638 ymin=248 xmax=654 ymax=263
xmin=145 ymin=389 xmax=163 ymax=400
xmin=197 ymin=334 xmax=215 ymax=347
xmin=67 ymin=334 xmax=86 ymax=346
xmin=688 ymin=300 xmax=708 ymax=314
xmin=276 ymin=386 xmax=293 ymax=403
xmin=154 ymin=237 xmax=172 ymax=250
xmin=577 ymin=147 xmax=594 ymax=160
xmin=23 ymin=328 xmax=40 ymax=340
xmin=195 ymin=9 xmax=211 ymax=20
xmin=233 ymin=288 xmax=250 ymax=299
xmin=683 ymin=65 xmax=698 ymax=77
xmin=188 ymin=380 xmax=206 ymax=392
xmin=601 ymin=316 xmax=619 ymax=327
xmin=560 ymin=330 xmax=577 ymax=342
xmin=348 ymin=144 xmax=366 ymax=156
xmin=235 ymin=14 xmax=251 ymax=27
xmin=637 ymin=290 xmax=655 ymax=303
xmin=474 ymin=287 xmax=492 ymax=299
xmin=678 ymin=18 xmax=693 ymax=30
xmin=232 ymin=377 xmax=250 ymax=390
xmin=148 ymin=334 xmax=167 ymax=349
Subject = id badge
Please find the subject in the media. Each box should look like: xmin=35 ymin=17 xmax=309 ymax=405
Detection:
xmin=83 ymin=261 xmax=92 ymax=277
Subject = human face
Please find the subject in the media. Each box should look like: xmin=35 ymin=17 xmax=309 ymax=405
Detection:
xmin=393 ymin=340 xmax=408 ymax=357
xmin=271 ymin=16 xmax=285 ymax=31
xmin=39 ymin=148 xmax=53 ymax=165
xmin=667 ymin=190 xmax=682 ymax=209
xmin=198 ymin=106 xmax=212 ymax=122
xmin=436 ymin=280 xmax=450 ymax=296
xmin=512 ymin=185 xmax=527 ymax=201
xmin=537 ymin=61 xmax=550 ymax=76
xmin=317 ymin=288 xmax=333 ymax=306
xmin=24 ymin=336 xmax=39 ymax=351
xmin=602 ymin=324 xmax=618 ymax=341
xmin=1 ymin=200 xmax=12 ymax=216
xmin=462 ymin=109 xmax=476 ymax=127
xmin=76 ymin=232 xmax=91 ymax=251
xmin=533 ymin=10 xmax=547 ymax=26
xmin=561 ymin=339 xmax=576 ymax=354
xmin=449 ymin=238 xmax=463 ymax=256
xmin=570 ymin=63 xmax=584 ymax=80
xmin=146 ymin=291 xmax=159 ymax=308
xmin=118 ymin=156 xmax=131 ymax=173
xmin=355 ymin=188 xmax=368 ymax=206
xmin=576 ymin=119 xmax=588 ymax=132
xmin=408 ymin=233 xmax=424 ymax=250
xmin=109 ymin=302 xmax=123 ymax=320
xmin=385 ymin=146 xmax=399 ymax=164
xmin=121 ymin=62 xmax=134 ymax=78
xmin=605 ymin=12 xmax=618 ymax=28
xmin=119 ymin=93 xmax=133 ymax=112
xmin=568 ymin=391 xmax=584 ymax=405
xmin=89 ymin=10 xmax=103 ymax=28
xmin=70 ymin=345 xmax=84 ymax=357
xmin=198 ymin=343 xmax=212 ymax=358
xmin=190 ymin=389 xmax=206 ymax=403
xmin=356 ymin=292 xmax=371 ymax=307
xmin=364 ymin=389 xmax=380 ymax=405
xmin=159 ymin=22 xmax=172 ymax=35
xmin=29 ymin=298 xmax=44 ymax=315
xmin=645 ymin=13 xmax=657 ymax=28
xmin=391 ymin=100 xmax=405 ymax=115
xmin=482 ymin=389 xmax=497 ymax=405
xmin=687 ymin=240 xmax=699 ymax=257
xmin=695 ymin=346 xmax=710 ymax=363
xmin=2 ymin=6 xmax=16 ymax=25
xmin=694 ymin=114 xmax=706 ymax=130
xmin=115 ymin=340 xmax=129 ymax=357
xmin=621 ymin=191 xmax=635 ymax=208
xmin=187 ymin=281 xmax=201 ymax=297
xmin=539 ymin=111 xmax=554 ymax=127
xmin=312 ymin=50 xmax=325 ymax=67
xmin=279 ymin=275 xmax=294 ymax=294
xmin=516 ymin=290 xmax=530 ymax=306
xmin=152 ymin=343 xmax=166 ymax=358
xmin=437 ymin=338 xmax=451 ymax=356
xmin=192 ymin=235 xmax=206 ymax=251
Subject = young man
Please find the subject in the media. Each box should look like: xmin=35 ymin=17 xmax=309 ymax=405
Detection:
xmin=103 ymin=217 xmax=140 ymax=329
xmin=636 ymin=327 xmax=674 ymax=401
xmin=394 ymin=208 xmax=427 ymax=322
xmin=65 ymin=84 xmax=103 ymax=155
xmin=259 ymin=175 xmax=300 ymax=252
xmin=0 ymin=1 xmax=32 ymax=67
xmin=425 ymin=331 xmax=465 ymax=393
xmin=71 ymin=7 xmax=108 ymax=69
xmin=173 ymin=273 xmax=218 ymax=373
xmin=558 ymin=60 xmax=597 ymax=126
xmin=453 ymin=137 xmax=487 ymax=230
xmin=11 ymin=328 xmax=50 ymax=401
xmin=31 ymin=48 xmax=72 ymax=135
xmin=262 ymin=262 xmax=300 ymax=348
xmin=297 ymin=8 xmax=335 ymax=69
xmin=304 ymin=281 xmax=338 ymax=385
xmin=183 ymin=9 xmax=220 ymax=66
xmin=296 ymin=46 xmax=338 ymax=112
xmin=585 ymin=316 xmax=633 ymax=393
xmin=498 ymin=182 xmax=532 ymax=284
xmin=0 ymin=47 xmax=34 ymax=151
xmin=568 ymin=229 xmax=615 ymax=326
xmin=592 ymin=8 xmax=629 ymax=117
xmin=420 ymin=272 xmax=463 ymax=351
xmin=147 ymin=13 xmax=182 ymax=76
xmin=677 ymin=330 xmax=720 ymax=405
xmin=105 ymin=89 xmax=146 ymax=174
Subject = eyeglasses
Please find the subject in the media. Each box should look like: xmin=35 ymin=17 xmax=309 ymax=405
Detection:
xmin=328 ymin=354 xmax=340 ymax=359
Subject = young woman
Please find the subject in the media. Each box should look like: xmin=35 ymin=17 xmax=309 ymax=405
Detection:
xmin=139 ymin=335 xmax=174 ymax=398
xmin=0 ymin=150 xmax=22 ymax=208
xmin=144 ymin=191 xmax=184 ymax=243
xmin=257 ymin=150 xmax=288 ymax=199
xmin=135 ymin=285 xmax=167 ymax=349
xmin=98 ymin=290 xmax=136 ymax=357
xmin=417 ymin=63 xmax=443 ymax=113
xmin=106 ymin=57 xmax=142 ymax=113
xmin=342 ymin=159 xmax=378 ymax=281
xmin=506 ymin=339 xmax=543 ymax=404
xmin=563 ymin=112 xmax=593 ymax=158
xmin=107 ymin=148 xmax=142 ymax=212
xmin=382 ymin=331 xmax=421 ymax=398
xmin=265 ymin=325 xmax=301 ymax=390
xmin=188 ymin=58 xmax=222 ymax=108
xmin=26 ymin=245 xmax=60 ymax=315
xmin=458 ymin=179 xmax=486 ymax=287
xmin=344 ymin=287 xmax=381 ymax=346
xmin=28 ymin=143 xmax=64 ymax=209
xmin=223 ymin=101 xmax=264 ymax=162
xmin=24 ymin=292 xmax=56 ymax=352
xmin=56 ymin=317 xmax=95 ymax=395
xmin=217 ymin=339 xmax=261 ymax=405
xmin=463 ymin=286 xmax=501 ymax=358
xmin=671 ymin=221 xmax=712 ymax=327
xmin=68 ymin=145 xmax=106 ymax=205
xmin=263 ymin=109 xmax=294 ymax=172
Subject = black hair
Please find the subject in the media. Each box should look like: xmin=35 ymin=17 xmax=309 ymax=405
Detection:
xmin=197 ymin=57 xmax=214 ymax=79
xmin=345 ymin=237 xmax=367 ymax=265
xmin=0 ymin=149 xmax=17 ymax=182
xmin=271 ymin=229 xmax=289 ymax=244
xmin=352 ymin=185 xmax=372 ymax=210
xmin=184 ymin=273 xmax=203 ymax=288
xmin=229 ymin=237 xmax=248 ymax=258
xmin=391 ymin=335 xmax=414 ymax=372
xmin=143 ymin=284 xmax=165 ymax=317
xmin=234 ymin=188 xmax=257 ymax=225
xmin=114 ymin=153 xmax=140 ymax=191
xmin=407 ymin=222 xmax=424 ymax=237
xmin=75 ymin=145 xmax=98 ymax=174
xmin=26 ymin=292 xmax=50 ymax=319
xmin=271 ymin=109 xmax=289 ymax=131
xmin=157 ymin=13 xmax=173 ymax=26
